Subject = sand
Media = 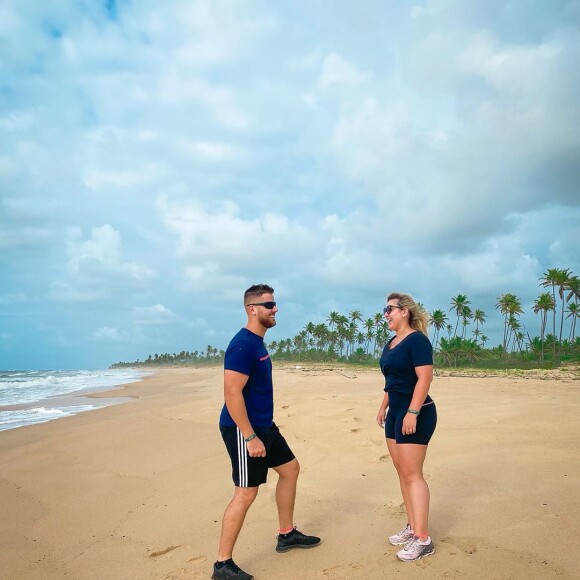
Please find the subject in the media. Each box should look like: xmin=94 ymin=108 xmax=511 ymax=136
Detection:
xmin=0 ymin=365 xmax=578 ymax=580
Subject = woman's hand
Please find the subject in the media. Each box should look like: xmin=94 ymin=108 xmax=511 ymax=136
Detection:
xmin=376 ymin=408 xmax=387 ymax=428
xmin=402 ymin=412 xmax=417 ymax=436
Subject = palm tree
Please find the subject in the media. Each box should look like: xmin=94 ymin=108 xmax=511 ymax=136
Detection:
xmin=496 ymin=293 xmax=523 ymax=352
xmin=304 ymin=322 xmax=316 ymax=348
xmin=312 ymin=323 xmax=329 ymax=352
xmin=349 ymin=310 xmax=362 ymax=326
xmin=450 ymin=294 xmax=470 ymax=338
xmin=473 ymin=309 xmax=486 ymax=345
xmin=336 ymin=314 xmax=349 ymax=357
xmin=554 ymin=268 xmax=572 ymax=350
xmin=507 ymin=315 xmax=522 ymax=353
xmin=373 ymin=312 xmax=384 ymax=357
xmin=460 ymin=305 xmax=473 ymax=339
xmin=533 ymin=292 xmax=555 ymax=363
xmin=430 ymin=309 xmax=448 ymax=349
xmin=566 ymin=302 xmax=579 ymax=343
xmin=326 ymin=311 xmax=340 ymax=355
xmin=348 ymin=311 xmax=362 ymax=356
xmin=565 ymin=276 xmax=579 ymax=343
xmin=566 ymin=275 xmax=580 ymax=304
xmin=375 ymin=318 xmax=391 ymax=356
xmin=345 ymin=320 xmax=358 ymax=357
xmin=446 ymin=323 xmax=453 ymax=339
xmin=364 ymin=318 xmax=375 ymax=355
xmin=540 ymin=268 xmax=565 ymax=359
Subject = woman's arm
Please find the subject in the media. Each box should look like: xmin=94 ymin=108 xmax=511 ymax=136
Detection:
xmin=376 ymin=392 xmax=389 ymax=428
xmin=402 ymin=364 xmax=433 ymax=434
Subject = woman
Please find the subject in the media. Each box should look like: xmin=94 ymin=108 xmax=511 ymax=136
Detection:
xmin=376 ymin=292 xmax=437 ymax=561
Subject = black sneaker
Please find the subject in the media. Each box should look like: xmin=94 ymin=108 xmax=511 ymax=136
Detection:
xmin=211 ymin=559 xmax=253 ymax=580
xmin=276 ymin=527 xmax=321 ymax=553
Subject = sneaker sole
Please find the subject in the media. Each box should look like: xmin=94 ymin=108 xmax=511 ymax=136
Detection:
xmin=396 ymin=547 xmax=435 ymax=562
xmin=212 ymin=573 xmax=254 ymax=580
xmin=276 ymin=541 xmax=321 ymax=553
xmin=389 ymin=538 xmax=412 ymax=545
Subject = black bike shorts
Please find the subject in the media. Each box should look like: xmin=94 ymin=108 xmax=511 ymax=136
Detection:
xmin=385 ymin=394 xmax=437 ymax=445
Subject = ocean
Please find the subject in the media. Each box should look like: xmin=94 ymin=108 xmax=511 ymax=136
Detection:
xmin=0 ymin=369 xmax=148 ymax=432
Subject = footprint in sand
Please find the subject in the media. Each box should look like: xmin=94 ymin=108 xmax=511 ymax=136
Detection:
xmin=353 ymin=417 xmax=362 ymax=422
xmin=440 ymin=537 xmax=477 ymax=555
xmin=282 ymin=405 xmax=290 ymax=409
xmin=379 ymin=454 xmax=391 ymax=463
xmin=149 ymin=545 xmax=181 ymax=558
xmin=350 ymin=428 xmax=360 ymax=433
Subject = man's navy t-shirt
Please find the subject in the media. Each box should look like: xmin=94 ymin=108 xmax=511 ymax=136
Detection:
xmin=219 ymin=328 xmax=274 ymax=427
xmin=379 ymin=331 xmax=433 ymax=401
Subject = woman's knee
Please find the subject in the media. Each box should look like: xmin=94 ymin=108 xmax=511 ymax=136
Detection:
xmin=398 ymin=465 xmax=423 ymax=485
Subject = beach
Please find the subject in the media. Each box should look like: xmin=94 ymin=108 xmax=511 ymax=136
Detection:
xmin=0 ymin=365 xmax=578 ymax=580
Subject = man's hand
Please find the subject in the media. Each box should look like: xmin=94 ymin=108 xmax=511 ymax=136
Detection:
xmin=246 ymin=437 xmax=266 ymax=458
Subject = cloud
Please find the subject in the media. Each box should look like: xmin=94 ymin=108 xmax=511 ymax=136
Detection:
xmin=159 ymin=195 xmax=316 ymax=283
xmin=1 ymin=0 xmax=578 ymax=369
xmin=133 ymin=304 xmax=177 ymax=325
xmin=178 ymin=139 xmax=246 ymax=163
xmin=326 ymin=24 xmax=580 ymax=251
xmin=319 ymin=53 xmax=373 ymax=89
xmin=49 ymin=225 xmax=156 ymax=302
xmin=92 ymin=326 xmax=124 ymax=342
xmin=83 ymin=165 xmax=164 ymax=190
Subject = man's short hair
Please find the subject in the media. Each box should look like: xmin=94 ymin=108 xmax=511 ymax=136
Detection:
xmin=244 ymin=284 xmax=274 ymax=305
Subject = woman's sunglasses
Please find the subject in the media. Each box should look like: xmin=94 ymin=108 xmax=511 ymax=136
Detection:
xmin=383 ymin=305 xmax=402 ymax=315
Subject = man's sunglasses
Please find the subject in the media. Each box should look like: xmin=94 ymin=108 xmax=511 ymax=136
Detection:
xmin=248 ymin=301 xmax=277 ymax=310
xmin=383 ymin=305 xmax=402 ymax=315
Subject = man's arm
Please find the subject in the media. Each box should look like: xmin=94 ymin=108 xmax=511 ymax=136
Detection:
xmin=224 ymin=369 xmax=266 ymax=457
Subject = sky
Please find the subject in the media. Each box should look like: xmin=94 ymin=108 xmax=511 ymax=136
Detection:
xmin=1 ymin=0 xmax=579 ymax=370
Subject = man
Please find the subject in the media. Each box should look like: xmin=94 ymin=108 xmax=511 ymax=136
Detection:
xmin=212 ymin=284 xmax=320 ymax=580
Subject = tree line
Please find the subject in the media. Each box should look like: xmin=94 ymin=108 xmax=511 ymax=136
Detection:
xmin=111 ymin=268 xmax=579 ymax=369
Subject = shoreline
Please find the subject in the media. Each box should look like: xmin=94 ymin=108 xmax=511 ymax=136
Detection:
xmin=0 ymin=369 xmax=152 ymax=432
xmin=0 ymin=366 xmax=578 ymax=579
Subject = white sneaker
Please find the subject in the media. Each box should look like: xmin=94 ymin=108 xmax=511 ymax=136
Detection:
xmin=388 ymin=523 xmax=414 ymax=545
xmin=396 ymin=536 xmax=435 ymax=561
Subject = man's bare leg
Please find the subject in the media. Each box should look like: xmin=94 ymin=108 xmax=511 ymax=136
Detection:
xmin=272 ymin=458 xmax=300 ymax=531
xmin=217 ymin=486 xmax=259 ymax=561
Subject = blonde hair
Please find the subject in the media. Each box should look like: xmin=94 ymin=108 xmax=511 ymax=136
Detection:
xmin=387 ymin=292 xmax=430 ymax=336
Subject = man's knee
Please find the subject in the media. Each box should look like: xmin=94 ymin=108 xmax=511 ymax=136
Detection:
xmin=233 ymin=486 xmax=259 ymax=507
xmin=275 ymin=458 xmax=300 ymax=480
xmin=290 ymin=458 xmax=300 ymax=478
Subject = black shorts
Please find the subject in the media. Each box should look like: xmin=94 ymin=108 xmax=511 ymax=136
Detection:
xmin=219 ymin=422 xmax=295 ymax=487
xmin=385 ymin=393 xmax=437 ymax=445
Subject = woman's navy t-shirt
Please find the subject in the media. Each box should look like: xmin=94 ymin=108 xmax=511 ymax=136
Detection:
xmin=380 ymin=331 xmax=433 ymax=400
xmin=219 ymin=328 xmax=274 ymax=427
